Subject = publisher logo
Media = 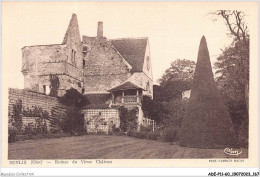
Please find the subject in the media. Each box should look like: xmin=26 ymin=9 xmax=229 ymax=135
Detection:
xmin=224 ymin=148 xmax=242 ymax=156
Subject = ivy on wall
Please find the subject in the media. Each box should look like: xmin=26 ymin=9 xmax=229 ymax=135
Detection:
xmin=49 ymin=74 xmax=60 ymax=97
xmin=118 ymin=106 xmax=138 ymax=132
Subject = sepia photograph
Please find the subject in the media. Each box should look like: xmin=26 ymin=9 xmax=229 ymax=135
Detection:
xmin=1 ymin=1 xmax=258 ymax=171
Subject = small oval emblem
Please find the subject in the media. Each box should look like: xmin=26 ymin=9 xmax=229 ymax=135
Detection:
xmin=224 ymin=148 xmax=242 ymax=156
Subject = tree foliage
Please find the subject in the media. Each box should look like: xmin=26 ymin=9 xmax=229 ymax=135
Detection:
xmin=211 ymin=10 xmax=249 ymax=146
xmin=151 ymin=59 xmax=195 ymax=126
xmin=119 ymin=106 xmax=138 ymax=132
xmin=62 ymin=107 xmax=85 ymax=134
xmin=159 ymin=59 xmax=196 ymax=85
xmin=58 ymin=88 xmax=89 ymax=134
xmin=141 ymin=95 xmax=154 ymax=118
xmin=160 ymin=80 xmax=192 ymax=102
xmin=211 ymin=10 xmax=249 ymax=110
xmin=210 ymin=10 xmax=248 ymax=42
xmin=160 ymin=99 xmax=188 ymax=129
xmin=11 ymin=99 xmax=23 ymax=132
xmin=59 ymin=88 xmax=88 ymax=108
xmin=156 ymin=59 xmax=195 ymax=102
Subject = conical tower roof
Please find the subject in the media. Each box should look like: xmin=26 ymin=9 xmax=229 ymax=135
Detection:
xmin=179 ymin=36 xmax=236 ymax=148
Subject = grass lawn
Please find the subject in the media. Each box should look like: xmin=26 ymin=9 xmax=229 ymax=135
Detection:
xmin=8 ymin=135 xmax=248 ymax=159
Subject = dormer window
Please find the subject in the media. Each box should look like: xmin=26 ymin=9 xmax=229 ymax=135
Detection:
xmin=146 ymin=56 xmax=150 ymax=70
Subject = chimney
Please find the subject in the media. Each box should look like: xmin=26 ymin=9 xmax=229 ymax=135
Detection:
xmin=97 ymin=21 xmax=103 ymax=37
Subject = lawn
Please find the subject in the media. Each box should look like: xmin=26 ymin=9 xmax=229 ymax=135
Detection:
xmin=8 ymin=135 xmax=248 ymax=159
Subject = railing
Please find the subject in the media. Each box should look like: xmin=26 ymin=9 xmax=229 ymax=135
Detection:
xmin=113 ymin=95 xmax=141 ymax=105
xmin=123 ymin=95 xmax=138 ymax=103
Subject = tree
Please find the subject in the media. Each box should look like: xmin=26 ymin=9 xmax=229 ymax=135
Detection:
xmin=59 ymin=88 xmax=88 ymax=108
xmin=157 ymin=59 xmax=195 ymax=102
xmin=211 ymin=10 xmax=249 ymax=146
xmin=141 ymin=95 xmax=153 ymax=118
xmin=210 ymin=10 xmax=248 ymax=42
xmin=12 ymin=99 xmax=23 ymax=132
xmin=159 ymin=79 xmax=192 ymax=102
xmin=159 ymin=59 xmax=196 ymax=85
xmin=180 ymin=36 xmax=236 ymax=148
xmin=211 ymin=10 xmax=249 ymax=110
xmin=118 ymin=106 xmax=138 ymax=132
xmin=59 ymin=88 xmax=89 ymax=134
xmin=152 ymin=60 xmax=195 ymax=126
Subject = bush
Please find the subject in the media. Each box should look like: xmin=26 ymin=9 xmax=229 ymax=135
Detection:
xmin=119 ymin=106 xmax=138 ymax=132
xmin=8 ymin=127 xmax=18 ymax=143
xmin=140 ymin=124 xmax=153 ymax=132
xmin=45 ymin=133 xmax=70 ymax=139
xmin=146 ymin=131 xmax=161 ymax=140
xmin=114 ymin=128 xmax=121 ymax=133
xmin=12 ymin=132 xmax=71 ymax=142
xmin=237 ymin=119 xmax=248 ymax=147
xmin=110 ymin=128 xmax=122 ymax=135
xmin=135 ymin=131 xmax=147 ymax=139
xmin=127 ymin=129 xmax=160 ymax=140
xmin=161 ymin=127 xmax=179 ymax=142
xmin=23 ymin=125 xmax=34 ymax=135
xmin=180 ymin=37 xmax=237 ymax=148
xmin=112 ymin=124 xmax=121 ymax=134
xmin=59 ymin=88 xmax=89 ymax=134
xmin=50 ymin=128 xmax=62 ymax=134
xmin=96 ymin=131 xmax=107 ymax=135
xmin=12 ymin=99 xmax=23 ymax=132
xmin=87 ymin=131 xmax=107 ymax=135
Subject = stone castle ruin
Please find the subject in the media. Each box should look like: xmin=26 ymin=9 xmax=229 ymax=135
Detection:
xmin=9 ymin=14 xmax=155 ymax=133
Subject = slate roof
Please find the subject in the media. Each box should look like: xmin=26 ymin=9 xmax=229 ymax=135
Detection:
xmin=111 ymin=38 xmax=148 ymax=72
xmin=83 ymin=93 xmax=112 ymax=109
xmin=108 ymin=81 xmax=144 ymax=92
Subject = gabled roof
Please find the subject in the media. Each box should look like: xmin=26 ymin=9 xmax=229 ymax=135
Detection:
xmin=83 ymin=93 xmax=112 ymax=109
xmin=111 ymin=38 xmax=148 ymax=72
xmin=108 ymin=81 xmax=144 ymax=92
xmin=62 ymin=13 xmax=81 ymax=44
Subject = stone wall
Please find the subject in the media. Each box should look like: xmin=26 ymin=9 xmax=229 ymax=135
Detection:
xmin=8 ymin=88 xmax=66 ymax=121
xmin=62 ymin=14 xmax=83 ymax=70
xmin=21 ymin=14 xmax=84 ymax=96
xmin=22 ymin=44 xmax=66 ymax=92
xmin=83 ymin=36 xmax=131 ymax=92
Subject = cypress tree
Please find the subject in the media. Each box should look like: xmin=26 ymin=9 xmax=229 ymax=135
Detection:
xmin=179 ymin=36 xmax=236 ymax=148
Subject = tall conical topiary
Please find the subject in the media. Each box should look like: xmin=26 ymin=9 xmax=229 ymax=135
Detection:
xmin=179 ymin=36 xmax=236 ymax=148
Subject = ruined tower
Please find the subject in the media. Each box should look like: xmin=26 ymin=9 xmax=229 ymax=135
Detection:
xmin=21 ymin=14 xmax=84 ymax=96
xmin=179 ymin=36 xmax=236 ymax=148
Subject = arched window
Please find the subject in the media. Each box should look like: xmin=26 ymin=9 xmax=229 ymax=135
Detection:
xmin=146 ymin=56 xmax=150 ymax=70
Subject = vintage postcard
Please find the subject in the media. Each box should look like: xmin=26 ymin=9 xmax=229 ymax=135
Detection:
xmin=1 ymin=1 xmax=259 ymax=172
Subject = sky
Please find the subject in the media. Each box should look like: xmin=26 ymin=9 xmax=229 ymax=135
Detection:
xmin=2 ymin=2 xmax=255 ymax=88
